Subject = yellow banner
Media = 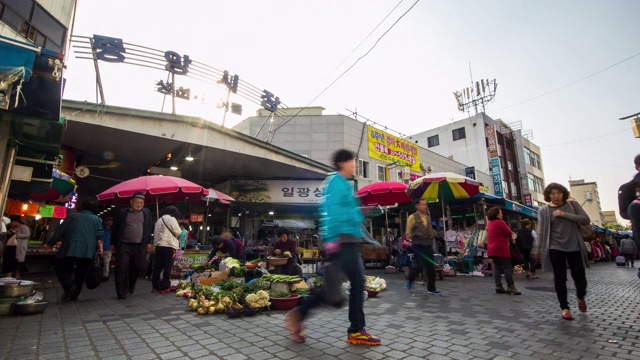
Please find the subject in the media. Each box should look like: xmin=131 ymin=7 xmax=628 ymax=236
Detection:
xmin=367 ymin=125 xmax=420 ymax=172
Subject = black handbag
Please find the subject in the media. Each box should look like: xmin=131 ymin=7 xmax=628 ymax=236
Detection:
xmin=509 ymin=242 xmax=524 ymax=265
xmin=85 ymin=254 xmax=104 ymax=290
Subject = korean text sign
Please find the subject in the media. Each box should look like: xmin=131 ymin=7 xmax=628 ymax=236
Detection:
xmin=367 ymin=125 xmax=420 ymax=172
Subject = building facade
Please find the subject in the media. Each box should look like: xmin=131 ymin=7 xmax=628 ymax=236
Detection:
xmin=0 ymin=0 xmax=77 ymax=211
xmin=602 ymin=210 xmax=617 ymax=227
xmin=232 ymin=107 xmax=494 ymax=190
xmin=568 ymin=179 xmax=604 ymax=226
xmin=409 ymin=113 xmax=546 ymax=206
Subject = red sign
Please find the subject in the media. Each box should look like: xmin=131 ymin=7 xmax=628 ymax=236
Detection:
xmin=523 ymin=194 xmax=533 ymax=206
xmin=486 ymin=125 xmax=498 ymax=158
xmin=53 ymin=206 xmax=67 ymax=219
xmin=190 ymin=214 xmax=204 ymax=223
xmin=6 ymin=200 xmax=39 ymax=217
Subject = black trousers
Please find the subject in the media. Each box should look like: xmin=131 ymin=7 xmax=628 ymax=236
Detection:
xmin=520 ymin=250 xmax=537 ymax=274
xmin=115 ymin=243 xmax=147 ymax=297
xmin=55 ymin=257 xmax=92 ymax=297
xmin=408 ymin=244 xmax=437 ymax=292
xmin=549 ymin=249 xmax=587 ymax=310
xmin=152 ymin=246 xmax=174 ymax=291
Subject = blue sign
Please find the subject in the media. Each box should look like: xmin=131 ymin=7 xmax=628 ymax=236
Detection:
xmin=465 ymin=166 xmax=476 ymax=180
xmin=490 ymin=157 xmax=503 ymax=197
xmin=505 ymin=200 xmax=538 ymax=218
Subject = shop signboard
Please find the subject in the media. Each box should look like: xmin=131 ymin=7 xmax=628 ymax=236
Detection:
xmin=465 ymin=166 xmax=476 ymax=180
xmin=174 ymin=252 xmax=210 ymax=269
xmin=505 ymin=200 xmax=538 ymax=218
xmin=367 ymin=125 xmax=420 ymax=172
xmin=190 ymin=214 xmax=204 ymax=223
xmin=490 ymin=157 xmax=504 ymax=197
xmin=523 ymin=194 xmax=533 ymax=206
xmin=230 ymin=180 xmax=324 ymax=204
xmin=52 ymin=206 xmax=67 ymax=219
xmin=38 ymin=205 xmax=54 ymax=218
xmin=486 ymin=125 xmax=498 ymax=158
xmin=6 ymin=200 xmax=39 ymax=216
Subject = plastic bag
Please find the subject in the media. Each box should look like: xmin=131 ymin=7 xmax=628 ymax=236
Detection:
xmin=18 ymin=292 xmax=44 ymax=304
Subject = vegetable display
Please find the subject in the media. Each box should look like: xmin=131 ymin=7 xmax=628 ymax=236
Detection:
xmin=260 ymin=274 xmax=303 ymax=283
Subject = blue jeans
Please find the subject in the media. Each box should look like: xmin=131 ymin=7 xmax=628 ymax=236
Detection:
xmin=298 ymin=242 xmax=366 ymax=333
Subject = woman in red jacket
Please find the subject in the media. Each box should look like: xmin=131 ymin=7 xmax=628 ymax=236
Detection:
xmin=487 ymin=207 xmax=521 ymax=295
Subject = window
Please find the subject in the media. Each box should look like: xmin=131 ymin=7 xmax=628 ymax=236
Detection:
xmin=527 ymin=173 xmax=544 ymax=193
xmin=452 ymin=127 xmax=466 ymax=141
xmin=376 ymin=165 xmax=386 ymax=182
xmin=427 ymin=135 xmax=439 ymax=148
xmin=0 ymin=0 xmax=66 ymax=52
xmin=357 ymin=159 xmax=370 ymax=179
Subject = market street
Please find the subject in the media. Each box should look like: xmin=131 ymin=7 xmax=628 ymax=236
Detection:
xmin=1 ymin=263 xmax=639 ymax=360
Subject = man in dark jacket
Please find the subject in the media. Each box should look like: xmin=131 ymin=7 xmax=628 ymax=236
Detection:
xmin=404 ymin=199 xmax=440 ymax=295
xmin=516 ymin=219 xmax=538 ymax=279
xmin=110 ymin=192 xmax=153 ymax=299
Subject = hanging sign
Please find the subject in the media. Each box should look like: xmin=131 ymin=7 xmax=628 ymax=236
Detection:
xmin=490 ymin=157 xmax=504 ymax=197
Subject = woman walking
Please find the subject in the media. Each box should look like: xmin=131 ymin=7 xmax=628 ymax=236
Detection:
xmin=532 ymin=183 xmax=591 ymax=320
xmin=152 ymin=206 xmax=182 ymax=294
xmin=47 ymin=198 xmax=103 ymax=301
xmin=619 ymin=234 xmax=638 ymax=267
xmin=486 ymin=207 xmax=520 ymax=295
xmin=516 ymin=219 xmax=538 ymax=279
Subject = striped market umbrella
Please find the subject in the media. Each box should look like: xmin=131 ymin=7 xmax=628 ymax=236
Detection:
xmin=406 ymin=172 xmax=482 ymax=234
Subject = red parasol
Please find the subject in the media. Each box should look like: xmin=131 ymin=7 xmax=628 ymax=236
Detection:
xmin=355 ymin=181 xmax=411 ymax=207
xmin=97 ymin=175 xmax=209 ymax=205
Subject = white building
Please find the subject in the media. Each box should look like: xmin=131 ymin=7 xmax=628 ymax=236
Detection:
xmin=409 ymin=113 xmax=546 ymax=207
xmin=233 ymin=107 xmax=494 ymax=190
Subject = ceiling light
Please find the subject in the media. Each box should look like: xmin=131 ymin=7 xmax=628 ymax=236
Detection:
xmin=185 ymin=153 xmax=194 ymax=161
xmin=268 ymin=211 xmax=274 ymax=215
xmin=170 ymin=165 xmax=178 ymax=171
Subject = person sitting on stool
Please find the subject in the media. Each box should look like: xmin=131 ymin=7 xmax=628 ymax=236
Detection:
xmin=271 ymin=227 xmax=302 ymax=276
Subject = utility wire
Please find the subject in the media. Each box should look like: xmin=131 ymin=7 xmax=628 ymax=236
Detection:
xmin=541 ymin=128 xmax=629 ymax=147
xmin=274 ymin=0 xmax=421 ymax=132
xmin=493 ymin=50 xmax=640 ymax=112
xmin=322 ymin=0 xmax=406 ymax=82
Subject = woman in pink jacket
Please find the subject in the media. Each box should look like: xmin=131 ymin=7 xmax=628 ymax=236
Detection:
xmin=487 ymin=207 xmax=521 ymax=295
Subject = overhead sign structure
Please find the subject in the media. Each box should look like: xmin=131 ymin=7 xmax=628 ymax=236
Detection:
xmin=71 ymin=34 xmax=287 ymax=125
xmin=367 ymin=125 xmax=420 ymax=172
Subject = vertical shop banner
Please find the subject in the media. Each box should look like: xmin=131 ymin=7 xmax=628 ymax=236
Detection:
xmin=367 ymin=125 xmax=420 ymax=172
xmin=230 ymin=180 xmax=324 ymax=204
xmin=465 ymin=166 xmax=476 ymax=180
xmin=486 ymin=125 xmax=498 ymax=158
xmin=490 ymin=157 xmax=504 ymax=197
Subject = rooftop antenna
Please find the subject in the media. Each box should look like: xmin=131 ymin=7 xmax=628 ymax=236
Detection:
xmin=452 ymin=62 xmax=498 ymax=116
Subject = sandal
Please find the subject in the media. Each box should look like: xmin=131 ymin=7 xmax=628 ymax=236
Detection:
xmin=577 ymin=299 xmax=587 ymax=313
xmin=562 ymin=309 xmax=573 ymax=320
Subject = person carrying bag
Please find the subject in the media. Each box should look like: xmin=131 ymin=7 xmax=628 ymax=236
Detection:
xmin=151 ymin=206 xmax=182 ymax=294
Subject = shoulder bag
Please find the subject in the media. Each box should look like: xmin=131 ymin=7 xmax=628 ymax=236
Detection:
xmin=567 ymin=201 xmax=596 ymax=241
xmin=476 ymin=230 xmax=489 ymax=249
xmin=161 ymin=217 xmax=182 ymax=258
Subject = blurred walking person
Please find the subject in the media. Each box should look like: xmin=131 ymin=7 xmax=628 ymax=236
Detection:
xmin=404 ymin=199 xmax=440 ymax=295
xmin=532 ymin=183 xmax=591 ymax=320
xmin=283 ymin=149 xmax=381 ymax=346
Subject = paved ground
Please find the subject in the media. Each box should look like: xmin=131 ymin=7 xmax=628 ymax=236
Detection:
xmin=1 ymin=261 xmax=639 ymax=360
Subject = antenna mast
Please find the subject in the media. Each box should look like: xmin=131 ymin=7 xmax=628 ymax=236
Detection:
xmin=453 ymin=64 xmax=498 ymax=116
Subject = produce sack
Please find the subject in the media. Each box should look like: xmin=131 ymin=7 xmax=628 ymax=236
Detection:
xmin=85 ymin=254 xmax=104 ymax=289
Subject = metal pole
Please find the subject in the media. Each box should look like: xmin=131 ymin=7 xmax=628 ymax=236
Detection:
xmin=255 ymin=112 xmax=273 ymax=139
xmin=89 ymin=38 xmax=106 ymax=104
xmin=221 ymin=88 xmax=231 ymax=127
xmin=171 ymin=73 xmax=176 ymax=114
xmin=0 ymin=146 xmax=17 ymax=216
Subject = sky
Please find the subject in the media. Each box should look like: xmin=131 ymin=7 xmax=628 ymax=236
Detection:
xmin=63 ymin=0 xmax=640 ymax=225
